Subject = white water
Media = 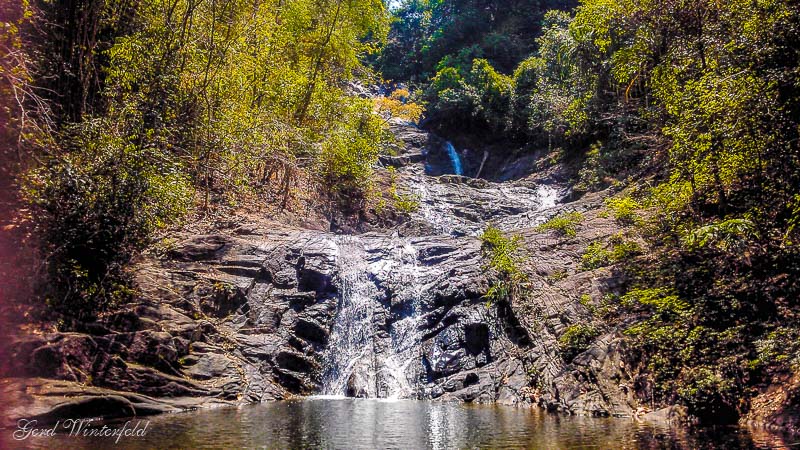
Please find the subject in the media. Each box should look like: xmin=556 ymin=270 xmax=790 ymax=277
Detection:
xmin=444 ymin=141 xmax=464 ymax=176
xmin=320 ymin=138 xmax=562 ymax=398
xmin=410 ymin=171 xmax=561 ymax=236
xmin=321 ymin=236 xmax=425 ymax=398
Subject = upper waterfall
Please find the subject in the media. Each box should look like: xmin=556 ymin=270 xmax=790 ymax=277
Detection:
xmin=444 ymin=141 xmax=464 ymax=176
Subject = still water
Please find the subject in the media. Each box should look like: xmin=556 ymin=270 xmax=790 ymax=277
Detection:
xmin=5 ymin=398 xmax=797 ymax=449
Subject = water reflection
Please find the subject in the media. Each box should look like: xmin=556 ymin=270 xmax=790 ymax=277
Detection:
xmin=4 ymin=399 xmax=797 ymax=449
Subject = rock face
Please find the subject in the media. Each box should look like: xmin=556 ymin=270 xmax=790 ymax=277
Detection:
xmin=0 ymin=121 xmax=644 ymax=425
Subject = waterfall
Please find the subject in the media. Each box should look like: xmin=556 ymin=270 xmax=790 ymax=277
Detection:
xmin=320 ymin=236 xmax=424 ymax=399
xmin=381 ymin=241 xmax=424 ymax=398
xmin=320 ymin=236 xmax=379 ymax=397
xmin=444 ymin=141 xmax=463 ymax=176
xmin=317 ymin=125 xmax=565 ymax=399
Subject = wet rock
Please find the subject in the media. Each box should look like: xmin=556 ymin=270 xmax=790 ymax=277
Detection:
xmin=643 ymin=405 xmax=689 ymax=426
xmin=2 ymin=122 xmax=649 ymax=426
xmin=275 ymin=351 xmax=316 ymax=373
xmin=346 ymin=373 xmax=370 ymax=398
xmin=464 ymin=323 xmax=490 ymax=356
xmin=0 ymin=378 xmax=229 ymax=427
xmin=198 ymin=283 xmax=249 ymax=318
xmin=185 ymin=353 xmax=233 ymax=380
xmin=293 ymin=318 xmax=328 ymax=345
xmin=33 ymin=395 xmax=138 ymax=423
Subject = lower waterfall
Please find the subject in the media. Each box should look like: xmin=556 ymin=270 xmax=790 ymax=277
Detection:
xmin=318 ymin=140 xmax=562 ymax=399
xmin=320 ymin=235 xmax=424 ymax=398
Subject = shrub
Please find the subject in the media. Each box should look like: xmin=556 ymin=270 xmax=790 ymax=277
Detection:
xmin=754 ymin=327 xmax=800 ymax=370
xmin=605 ymin=196 xmax=642 ymax=225
xmin=465 ymin=59 xmax=513 ymax=132
xmin=682 ymin=218 xmax=758 ymax=253
xmin=384 ymin=166 xmax=419 ymax=216
xmin=481 ymin=226 xmax=526 ymax=302
xmin=535 ymin=211 xmax=584 ymax=237
xmin=581 ymin=242 xmax=609 ymax=270
xmin=393 ymin=193 xmax=420 ymax=214
xmin=23 ymin=120 xmax=191 ymax=321
xmin=318 ymin=100 xmax=386 ymax=208
xmin=375 ymin=88 xmax=424 ymax=123
xmin=426 ymin=59 xmax=512 ymax=132
xmin=574 ymin=144 xmax=606 ymax=193
xmin=621 ymin=288 xmax=690 ymax=317
xmin=608 ymin=235 xmax=643 ymax=260
xmin=676 ymin=366 xmax=737 ymax=421
xmin=581 ymin=233 xmax=642 ymax=270
xmin=481 ymin=227 xmax=523 ymax=274
xmin=559 ymin=323 xmax=600 ymax=360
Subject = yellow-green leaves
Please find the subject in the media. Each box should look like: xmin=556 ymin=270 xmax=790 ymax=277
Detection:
xmin=104 ymin=0 xmax=389 ymax=202
xmin=535 ymin=211 xmax=584 ymax=237
xmin=480 ymin=226 xmax=527 ymax=303
xmin=375 ymin=88 xmax=424 ymax=123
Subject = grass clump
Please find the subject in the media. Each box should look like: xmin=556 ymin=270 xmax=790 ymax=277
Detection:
xmin=535 ymin=211 xmax=584 ymax=238
xmin=480 ymin=226 xmax=526 ymax=303
xmin=383 ymin=166 xmax=420 ymax=216
xmin=604 ymin=196 xmax=642 ymax=226
xmin=547 ymin=269 xmax=568 ymax=284
xmin=393 ymin=193 xmax=420 ymax=214
xmin=581 ymin=233 xmax=642 ymax=270
xmin=559 ymin=323 xmax=600 ymax=360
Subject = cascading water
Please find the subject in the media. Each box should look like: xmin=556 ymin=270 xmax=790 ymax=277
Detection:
xmin=321 ymin=236 xmax=425 ymax=399
xmin=444 ymin=141 xmax=464 ymax=176
xmin=320 ymin=236 xmax=380 ymax=397
xmin=318 ymin=124 xmax=563 ymax=399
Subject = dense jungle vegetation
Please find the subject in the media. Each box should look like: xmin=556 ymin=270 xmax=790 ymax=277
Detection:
xmin=2 ymin=0 xmax=799 ymax=425
xmin=2 ymin=0 xmax=391 ymax=320
xmin=386 ymin=0 xmax=800 ymax=423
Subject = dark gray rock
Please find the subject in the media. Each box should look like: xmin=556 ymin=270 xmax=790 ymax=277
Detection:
xmin=169 ymin=235 xmax=229 ymax=261
xmin=2 ymin=122 xmax=646 ymax=427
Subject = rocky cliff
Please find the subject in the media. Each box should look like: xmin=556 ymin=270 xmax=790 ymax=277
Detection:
xmin=1 ymin=122 xmax=668 ymax=426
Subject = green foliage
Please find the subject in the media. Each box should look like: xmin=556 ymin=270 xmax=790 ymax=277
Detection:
xmin=786 ymin=195 xmax=800 ymax=245
xmin=580 ymin=242 xmax=607 ymax=270
xmin=104 ymin=0 xmax=389 ymax=203
xmin=385 ymin=0 xmax=800 ymax=424
xmin=383 ymin=166 xmax=420 ymax=216
xmin=427 ymin=58 xmax=513 ymax=132
xmin=393 ymin=194 xmax=420 ymax=215
xmin=676 ymin=367 xmax=737 ymax=419
xmin=604 ymin=196 xmax=642 ymax=226
xmin=481 ymin=226 xmax=524 ymax=277
xmin=558 ymin=323 xmax=599 ymax=360
xmin=682 ymin=218 xmax=758 ymax=253
xmin=20 ymin=0 xmax=392 ymax=321
xmin=480 ymin=226 xmax=526 ymax=302
xmin=23 ymin=119 xmax=191 ymax=320
xmin=547 ymin=269 xmax=569 ymax=284
xmin=378 ymin=0 xmax=577 ymax=82
xmin=581 ymin=233 xmax=642 ymax=270
xmin=621 ymin=288 xmax=690 ymax=318
xmin=755 ymin=327 xmax=800 ymax=371
xmin=517 ymin=10 xmax=589 ymax=142
xmin=318 ymin=100 xmax=387 ymax=205
xmin=574 ymin=144 xmax=607 ymax=192
xmin=578 ymin=293 xmax=596 ymax=314
xmin=466 ymin=59 xmax=514 ymax=131
xmin=535 ymin=211 xmax=584 ymax=237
